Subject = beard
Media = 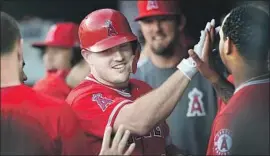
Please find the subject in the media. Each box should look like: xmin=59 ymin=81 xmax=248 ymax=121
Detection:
xmin=151 ymin=33 xmax=179 ymax=57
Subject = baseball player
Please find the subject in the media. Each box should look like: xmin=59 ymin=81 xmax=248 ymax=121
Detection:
xmin=1 ymin=11 xmax=135 ymax=156
xmin=189 ymin=5 xmax=269 ymax=155
xmin=132 ymin=0 xmax=219 ymax=154
xmin=31 ymin=22 xmax=83 ymax=100
xmin=66 ymin=8 xmax=212 ymax=155
xmin=1 ymin=12 xmax=85 ymax=155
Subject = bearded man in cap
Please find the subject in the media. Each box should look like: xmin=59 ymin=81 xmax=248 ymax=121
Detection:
xmin=132 ymin=0 xmax=232 ymax=154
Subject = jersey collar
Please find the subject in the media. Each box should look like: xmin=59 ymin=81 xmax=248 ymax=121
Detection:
xmin=85 ymin=74 xmax=132 ymax=97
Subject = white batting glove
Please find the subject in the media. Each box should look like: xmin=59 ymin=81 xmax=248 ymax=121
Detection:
xmin=177 ymin=19 xmax=216 ymax=80
xmin=177 ymin=57 xmax=197 ymax=80
xmin=194 ymin=19 xmax=216 ymax=57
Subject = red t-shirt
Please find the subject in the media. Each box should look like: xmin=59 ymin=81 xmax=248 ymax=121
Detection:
xmin=207 ymin=79 xmax=269 ymax=155
xmin=66 ymin=75 xmax=170 ymax=155
xmin=1 ymin=84 xmax=89 ymax=155
xmin=33 ymin=70 xmax=71 ymax=100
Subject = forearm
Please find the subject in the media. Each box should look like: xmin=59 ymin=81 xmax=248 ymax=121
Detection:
xmin=212 ymin=75 xmax=235 ymax=104
xmin=115 ymin=70 xmax=190 ymax=134
xmin=134 ymin=71 xmax=189 ymax=127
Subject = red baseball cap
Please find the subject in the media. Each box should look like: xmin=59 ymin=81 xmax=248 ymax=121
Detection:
xmin=32 ymin=22 xmax=79 ymax=49
xmin=135 ymin=0 xmax=181 ymax=21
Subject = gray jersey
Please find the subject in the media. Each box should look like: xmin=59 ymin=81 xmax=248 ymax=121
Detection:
xmin=132 ymin=60 xmax=217 ymax=155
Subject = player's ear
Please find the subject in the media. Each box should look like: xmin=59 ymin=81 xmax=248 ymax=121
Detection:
xmin=16 ymin=39 xmax=23 ymax=63
xmin=178 ymin=14 xmax=186 ymax=32
xmin=81 ymin=50 xmax=93 ymax=65
xmin=224 ymin=36 xmax=232 ymax=56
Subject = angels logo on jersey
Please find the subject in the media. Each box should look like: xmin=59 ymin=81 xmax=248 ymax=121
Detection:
xmin=104 ymin=20 xmax=118 ymax=37
xmin=214 ymin=129 xmax=233 ymax=155
xmin=186 ymin=88 xmax=206 ymax=117
xmin=147 ymin=0 xmax=159 ymax=11
xmin=92 ymin=93 xmax=114 ymax=112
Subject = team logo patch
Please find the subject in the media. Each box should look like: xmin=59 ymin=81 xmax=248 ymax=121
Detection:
xmin=186 ymin=88 xmax=206 ymax=117
xmin=214 ymin=129 xmax=233 ymax=155
xmin=147 ymin=0 xmax=159 ymax=10
xmin=104 ymin=20 xmax=118 ymax=37
xmin=92 ymin=93 xmax=114 ymax=112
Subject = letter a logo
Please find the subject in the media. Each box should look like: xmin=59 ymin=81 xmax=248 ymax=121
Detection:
xmin=92 ymin=93 xmax=114 ymax=112
xmin=186 ymin=88 xmax=206 ymax=117
xmin=220 ymin=136 xmax=228 ymax=150
xmin=105 ymin=20 xmax=118 ymax=37
xmin=147 ymin=0 xmax=159 ymax=11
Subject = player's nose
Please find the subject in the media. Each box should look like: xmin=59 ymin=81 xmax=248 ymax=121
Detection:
xmin=113 ymin=50 xmax=125 ymax=62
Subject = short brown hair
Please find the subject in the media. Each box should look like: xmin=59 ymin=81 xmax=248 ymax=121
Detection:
xmin=1 ymin=12 xmax=21 ymax=56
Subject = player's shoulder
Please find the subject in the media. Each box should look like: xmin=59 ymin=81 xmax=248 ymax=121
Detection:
xmin=36 ymin=91 xmax=67 ymax=106
xmin=34 ymin=91 xmax=77 ymax=122
xmin=241 ymin=82 xmax=269 ymax=93
xmin=14 ymin=84 xmax=68 ymax=110
xmin=1 ymin=84 xmax=69 ymax=116
xmin=231 ymin=82 xmax=269 ymax=103
xmin=230 ymin=82 xmax=269 ymax=109
xmin=1 ymin=84 xmax=37 ymax=106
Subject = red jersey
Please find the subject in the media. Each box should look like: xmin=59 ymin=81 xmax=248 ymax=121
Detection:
xmin=1 ymin=84 xmax=89 ymax=155
xmin=66 ymin=75 xmax=170 ymax=155
xmin=1 ymin=110 xmax=52 ymax=155
xmin=207 ymin=79 xmax=269 ymax=155
xmin=33 ymin=70 xmax=71 ymax=100
xmin=217 ymin=75 xmax=234 ymax=113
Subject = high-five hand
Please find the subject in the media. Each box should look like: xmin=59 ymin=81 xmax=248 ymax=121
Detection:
xmin=189 ymin=19 xmax=221 ymax=83
xmin=99 ymin=125 xmax=136 ymax=156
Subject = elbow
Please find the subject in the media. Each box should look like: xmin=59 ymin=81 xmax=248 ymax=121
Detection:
xmin=131 ymin=122 xmax=152 ymax=136
xmin=115 ymin=105 xmax=154 ymax=136
xmin=115 ymin=120 xmax=152 ymax=136
xmin=138 ymin=126 xmax=152 ymax=136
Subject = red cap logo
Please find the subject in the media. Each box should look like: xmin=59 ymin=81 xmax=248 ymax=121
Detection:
xmin=45 ymin=25 xmax=57 ymax=42
xmin=147 ymin=0 xmax=159 ymax=11
xmin=105 ymin=20 xmax=118 ymax=37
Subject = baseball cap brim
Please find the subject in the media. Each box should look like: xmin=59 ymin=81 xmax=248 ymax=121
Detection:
xmin=135 ymin=12 xmax=177 ymax=21
xmin=85 ymin=33 xmax=137 ymax=53
xmin=32 ymin=41 xmax=76 ymax=49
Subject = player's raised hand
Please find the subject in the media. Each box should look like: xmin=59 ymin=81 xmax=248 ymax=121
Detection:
xmin=99 ymin=125 xmax=136 ymax=156
xmin=189 ymin=19 xmax=221 ymax=83
xmin=201 ymin=19 xmax=219 ymax=66
xmin=188 ymin=49 xmax=220 ymax=83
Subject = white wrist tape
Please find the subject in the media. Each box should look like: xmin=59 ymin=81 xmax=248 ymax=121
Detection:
xmin=177 ymin=57 xmax=197 ymax=80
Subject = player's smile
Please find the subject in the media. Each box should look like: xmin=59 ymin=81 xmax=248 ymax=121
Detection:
xmin=112 ymin=63 xmax=126 ymax=73
xmin=112 ymin=63 xmax=126 ymax=69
